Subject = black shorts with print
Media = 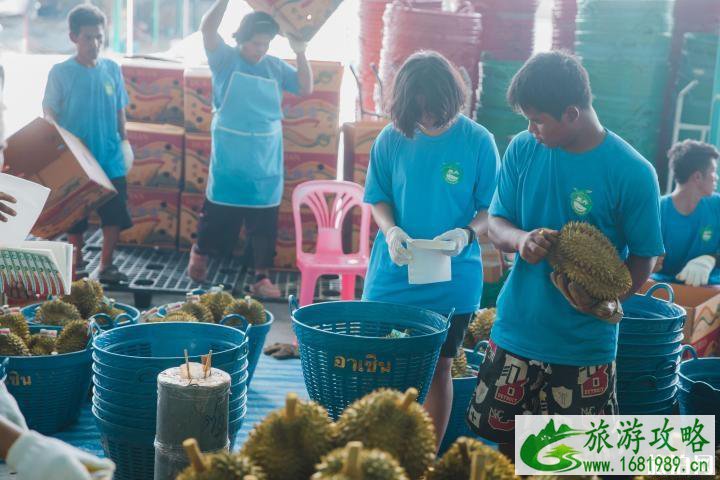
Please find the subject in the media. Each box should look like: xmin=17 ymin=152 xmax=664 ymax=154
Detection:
xmin=465 ymin=339 xmax=618 ymax=444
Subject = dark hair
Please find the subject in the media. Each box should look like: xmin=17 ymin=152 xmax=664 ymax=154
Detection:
xmin=669 ymin=140 xmax=720 ymax=184
xmin=389 ymin=51 xmax=466 ymax=138
xmin=507 ymin=51 xmax=592 ymax=120
xmin=233 ymin=12 xmax=279 ymax=44
xmin=68 ymin=4 xmax=106 ymax=35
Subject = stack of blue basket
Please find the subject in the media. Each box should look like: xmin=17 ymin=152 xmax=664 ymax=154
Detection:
xmin=678 ymin=347 xmax=720 ymax=447
xmin=91 ymin=322 xmax=249 ymax=480
xmin=617 ymin=284 xmax=687 ymax=415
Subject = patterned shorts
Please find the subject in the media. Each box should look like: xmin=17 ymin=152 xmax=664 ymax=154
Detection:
xmin=465 ymin=340 xmax=618 ymax=444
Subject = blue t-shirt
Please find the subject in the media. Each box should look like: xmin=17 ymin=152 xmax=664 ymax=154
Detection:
xmin=42 ymin=57 xmax=129 ymax=179
xmin=206 ymin=39 xmax=300 ymax=109
xmin=489 ymin=130 xmax=664 ymax=366
xmin=362 ymin=115 xmax=500 ymax=315
xmin=652 ymin=194 xmax=720 ymax=284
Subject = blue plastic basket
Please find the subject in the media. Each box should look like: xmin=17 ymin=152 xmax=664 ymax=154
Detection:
xmin=94 ymin=410 xmax=156 ymax=480
xmin=92 ymin=322 xmax=248 ymax=369
xmin=619 ymin=284 xmax=687 ymax=334
xmin=617 ymin=371 xmax=677 ymax=391
xmin=439 ymin=340 xmax=488 ymax=454
xmin=22 ymin=302 xmax=140 ymax=327
xmin=290 ymin=296 xmax=450 ymax=419
xmin=619 ymin=394 xmax=678 ymax=415
xmin=677 ymin=346 xmax=720 ymax=445
xmin=616 ymin=344 xmax=685 ymax=374
xmin=617 ymin=338 xmax=683 ymax=356
xmin=3 ymin=335 xmax=92 ymax=434
xmin=221 ymin=311 xmax=273 ymax=388
xmin=618 ymin=383 xmax=678 ymax=405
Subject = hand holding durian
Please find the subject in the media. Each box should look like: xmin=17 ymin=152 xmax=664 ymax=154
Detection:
xmin=518 ymin=228 xmax=559 ymax=264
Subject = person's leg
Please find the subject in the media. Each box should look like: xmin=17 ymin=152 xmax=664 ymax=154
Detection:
xmin=466 ymin=340 xmax=544 ymax=463
xmin=189 ymin=199 xmax=244 ymax=282
xmin=97 ymin=178 xmax=133 ymax=283
xmin=424 ymin=312 xmax=473 ymax=450
xmin=67 ymin=220 xmax=88 ymax=277
xmin=244 ymin=206 xmax=281 ymax=298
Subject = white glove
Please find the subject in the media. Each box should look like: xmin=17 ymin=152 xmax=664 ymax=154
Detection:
xmin=121 ymin=139 xmax=134 ymax=171
xmin=288 ymin=35 xmax=307 ymax=54
xmin=434 ymin=228 xmax=470 ymax=257
xmin=676 ymin=255 xmax=716 ymax=287
xmin=7 ymin=430 xmax=115 ymax=480
xmin=0 ymin=382 xmax=27 ymax=430
xmin=386 ymin=226 xmax=412 ymax=266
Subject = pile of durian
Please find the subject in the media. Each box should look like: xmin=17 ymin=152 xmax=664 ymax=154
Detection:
xmin=176 ymin=388 xmax=516 ymax=480
xmin=463 ymin=309 xmax=495 ymax=349
xmin=0 ymin=279 xmax=117 ymax=356
xmin=146 ymin=288 xmax=267 ymax=326
xmin=548 ymin=222 xmax=632 ymax=301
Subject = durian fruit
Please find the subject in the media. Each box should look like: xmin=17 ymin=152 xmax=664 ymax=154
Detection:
xmin=241 ymin=393 xmax=335 ymax=480
xmin=451 ymin=348 xmax=469 ymax=378
xmin=28 ymin=333 xmax=56 ymax=356
xmin=0 ymin=330 xmax=30 ymax=356
xmin=311 ymin=441 xmax=409 ymax=480
xmin=464 ymin=308 xmax=495 ymax=348
xmin=223 ymin=296 xmax=266 ymax=326
xmin=162 ymin=312 xmax=199 ymax=323
xmin=548 ymin=222 xmax=632 ymax=301
xmin=177 ymin=440 xmax=267 ymax=480
xmin=55 ymin=320 xmax=90 ymax=354
xmin=0 ymin=313 xmax=30 ymax=343
xmin=334 ymin=388 xmax=436 ymax=480
xmin=200 ymin=291 xmax=234 ymax=323
xmin=35 ymin=299 xmax=82 ymax=326
xmin=63 ymin=279 xmax=104 ymax=318
xmin=425 ymin=437 xmax=515 ymax=480
xmin=181 ymin=301 xmax=215 ymax=324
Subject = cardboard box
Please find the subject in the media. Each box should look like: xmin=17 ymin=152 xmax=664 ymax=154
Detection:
xmin=119 ymin=187 xmax=179 ymax=249
xmin=341 ymin=121 xmax=387 ymax=185
xmin=282 ymin=97 xmax=340 ymax=154
xmin=246 ymin=0 xmax=343 ymax=42
xmin=123 ymin=60 xmax=184 ymax=126
xmin=640 ymin=281 xmax=720 ymax=357
xmin=2 ymin=118 xmax=117 ymax=238
xmin=275 ymin=210 xmax=318 ymax=269
xmin=285 ymin=60 xmax=344 ymax=94
xmin=184 ymin=67 xmax=213 ymax=133
xmin=280 ymin=151 xmax=338 ymax=214
xmin=178 ymin=193 xmax=246 ymax=255
xmin=126 ymin=123 xmax=185 ymax=189
xmin=183 ymin=133 xmax=212 ymax=194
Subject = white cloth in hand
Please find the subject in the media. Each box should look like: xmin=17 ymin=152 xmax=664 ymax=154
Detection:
xmin=121 ymin=140 xmax=134 ymax=171
xmin=7 ymin=430 xmax=115 ymax=480
xmin=433 ymin=228 xmax=470 ymax=256
xmin=0 ymin=382 xmax=27 ymax=430
xmin=676 ymin=254 xmax=716 ymax=287
xmin=386 ymin=226 xmax=412 ymax=266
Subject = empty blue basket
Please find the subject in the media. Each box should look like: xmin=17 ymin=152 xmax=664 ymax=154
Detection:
xmin=290 ymin=296 xmax=450 ymax=419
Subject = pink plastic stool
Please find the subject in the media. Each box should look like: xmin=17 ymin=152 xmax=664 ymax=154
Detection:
xmin=292 ymin=180 xmax=372 ymax=306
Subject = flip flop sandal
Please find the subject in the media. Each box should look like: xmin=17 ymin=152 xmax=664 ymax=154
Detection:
xmin=269 ymin=343 xmax=300 ymax=360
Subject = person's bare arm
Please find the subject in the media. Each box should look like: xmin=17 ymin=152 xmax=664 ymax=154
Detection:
xmin=0 ymin=416 xmax=22 ymax=460
xmin=370 ymin=202 xmax=396 ymax=235
xmin=200 ymin=0 xmax=230 ymax=52
xmin=295 ymin=51 xmax=313 ymax=97
xmin=488 ymin=215 xmax=558 ymax=263
xmin=623 ymin=255 xmax=657 ymax=301
xmin=117 ymin=109 xmax=127 ymax=140
xmin=468 ymin=210 xmax=489 ymax=239
xmin=0 ymin=192 xmax=16 ymax=222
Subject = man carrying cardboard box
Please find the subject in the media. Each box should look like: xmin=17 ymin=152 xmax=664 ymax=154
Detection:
xmin=42 ymin=4 xmax=134 ymax=283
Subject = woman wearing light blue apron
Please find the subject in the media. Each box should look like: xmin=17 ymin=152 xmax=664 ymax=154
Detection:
xmin=188 ymin=2 xmax=313 ymax=297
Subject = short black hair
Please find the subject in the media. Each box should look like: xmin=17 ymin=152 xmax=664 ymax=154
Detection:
xmin=389 ymin=51 xmax=466 ymax=138
xmin=507 ymin=51 xmax=592 ymax=120
xmin=68 ymin=4 xmax=106 ymax=35
xmin=669 ymin=140 xmax=720 ymax=184
xmin=233 ymin=12 xmax=279 ymax=44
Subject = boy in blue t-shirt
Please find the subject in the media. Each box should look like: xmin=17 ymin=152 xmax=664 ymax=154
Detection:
xmin=466 ymin=52 xmax=664 ymax=457
xmin=42 ymin=4 xmax=133 ymax=283
xmin=653 ymin=140 xmax=720 ymax=286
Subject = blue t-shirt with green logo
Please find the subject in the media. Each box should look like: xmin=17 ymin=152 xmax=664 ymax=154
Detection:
xmin=652 ymin=194 xmax=720 ymax=284
xmin=42 ymin=57 xmax=129 ymax=179
xmin=489 ymin=130 xmax=664 ymax=366
xmin=362 ymin=115 xmax=500 ymax=315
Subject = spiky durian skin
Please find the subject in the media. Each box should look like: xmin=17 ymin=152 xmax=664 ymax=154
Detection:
xmin=334 ymin=389 xmax=436 ymax=480
xmin=92 ymin=302 xmax=125 ymax=320
xmin=0 ymin=313 xmax=30 ymax=343
xmin=223 ymin=296 xmax=266 ymax=326
xmin=311 ymin=444 xmax=409 ymax=480
xmin=548 ymin=221 xmax=632 ymax=301
xmin=0 ymin=332 xmax=30 ymax=356
xmin=425 ymin=437 xmax=515 ymax=480
xmin=35 ymin=300 xmax=82 ymax=326
xmin=28 ymin=334 xmax=56 ymax=356
xmin=181 ymin=302 xmax=215 ymax=323
xmin=200 ymin=291 xmax=234 ymax=323
xmin=241 ymin=399 xmax=335 ymax=480
xmin=63 ymin=279 xmax=104 ymax=318
xmin=464 ymin=308 xmax=495 ymax=348
xmin=162 ymin=312 xmax=199 ymax=323
xmin=55 ymin=320 xmax=90 ymax=354
xmin=176 ymin=452 xmax=266 ymax=480
xmin=451 ymin=348 xmax=469 ymax=378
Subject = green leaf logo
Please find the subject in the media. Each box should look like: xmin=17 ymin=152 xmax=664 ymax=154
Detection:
xmin=571 ymin=189 xmax=593 ymax=216
xmin=520 ymin=419 xmax=585 ymax=472
xmin=442 ymin=163 xmax=462 ymax=185
xmin=701 ymin=226 xmax=713 ymax=242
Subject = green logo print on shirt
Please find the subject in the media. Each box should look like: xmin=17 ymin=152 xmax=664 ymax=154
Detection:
xmin=442 ymin=163 xmax=462 ymax=185
xmin=571 ymin=189 xmax=593 ymax=216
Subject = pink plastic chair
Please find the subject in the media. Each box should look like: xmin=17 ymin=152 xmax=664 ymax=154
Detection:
xmin=292 ymin=180 xmax=372 ymax=306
